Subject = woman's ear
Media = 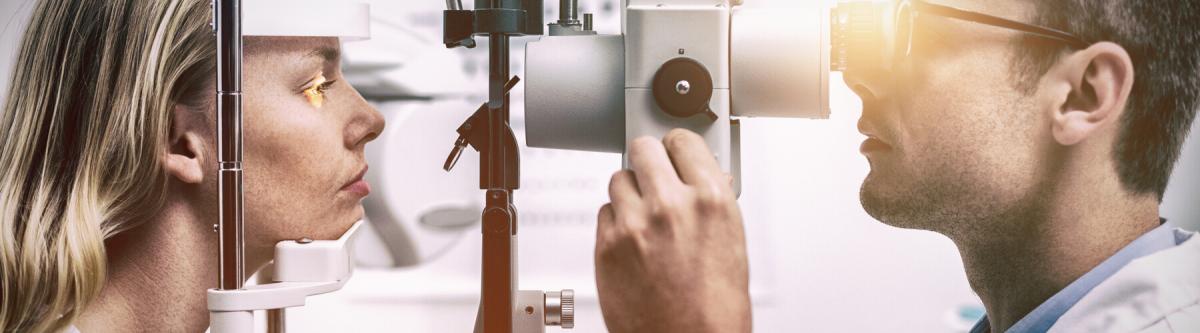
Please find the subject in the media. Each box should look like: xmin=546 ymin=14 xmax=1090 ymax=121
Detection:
xmin=1038 ymin=42 xmax=1135 ymax=146
xmin=163 ymin=104 xmax=207 ymax=184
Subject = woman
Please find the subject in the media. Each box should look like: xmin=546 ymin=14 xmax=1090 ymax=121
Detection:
xmin=0 ymin=0 xmax=385 ymax=331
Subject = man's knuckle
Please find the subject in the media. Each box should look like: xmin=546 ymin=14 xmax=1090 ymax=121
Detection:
xmin=608 ymin=171 xmax=624 ymax=193
xmin=598 ymin=204 xmax=613 ymax=220
xmin=630 ymin=136 xmax=659 ymax=156
xmin=666 ymin=128 xmax=693 ymax=142
xmin=665 ymin=130 xmax=692 ymax=151
xmin=647 ymin=196 xmax=679 ymax=220
xmin=610 ymin=170 xmax=625 ymax=183
xmin=695 ymin=184 xmax=729 ymax=208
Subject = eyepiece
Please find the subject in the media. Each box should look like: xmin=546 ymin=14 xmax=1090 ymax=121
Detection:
xmin=831 ymin=1 xmax=891 ymax=72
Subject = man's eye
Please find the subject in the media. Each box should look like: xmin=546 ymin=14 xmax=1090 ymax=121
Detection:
xmin=302 ymin=74 xmax=334 ymax=108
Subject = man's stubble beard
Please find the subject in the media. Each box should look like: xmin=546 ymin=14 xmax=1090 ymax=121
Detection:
xmin=858 ymin=144 xmax=1053 ymax=241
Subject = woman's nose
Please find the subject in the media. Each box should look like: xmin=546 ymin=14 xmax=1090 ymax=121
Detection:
xmin=346 ymin=95 xmax=386 ymax=149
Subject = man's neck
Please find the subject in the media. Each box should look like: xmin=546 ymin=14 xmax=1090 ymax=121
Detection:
xmin=951 ymin=189 xmax=1159 ymax=333
xmin=75 ymin=198 xmax=219 ymax=333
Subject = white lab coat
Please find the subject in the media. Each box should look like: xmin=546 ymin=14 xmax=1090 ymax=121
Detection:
xmin=1048 ymin=229 xmax=1200 ymax=333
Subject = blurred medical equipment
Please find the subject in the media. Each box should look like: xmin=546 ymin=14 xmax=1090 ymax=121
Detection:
xmin=361 ymin=101 xmax=485 ymax=267
xmin=206 ymin=1 xmax=370 ymax=332
xmin=440 ymin=1 xmax=576 ymax=332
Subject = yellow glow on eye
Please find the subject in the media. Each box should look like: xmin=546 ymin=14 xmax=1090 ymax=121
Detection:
xmin=303 ymin=74 xmax=328 ymax=108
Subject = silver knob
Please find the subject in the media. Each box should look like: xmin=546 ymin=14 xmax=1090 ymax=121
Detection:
xmin=545 ymin=289 xmax=575 ymax=329
xmin=676 ymin=80 xmax=691 ymax=95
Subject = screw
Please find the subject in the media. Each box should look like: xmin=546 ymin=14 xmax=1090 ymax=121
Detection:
xmin=676 ymin=80 xmax=691 ymax=95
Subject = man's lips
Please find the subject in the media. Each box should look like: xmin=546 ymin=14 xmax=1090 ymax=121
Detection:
xmin=857 ymin=116 xmax=892 ymax=154
xmin=860 ymin=136 xmax=892 ymax=154
xmin=341 ymin=165 xmax=371 ymax=197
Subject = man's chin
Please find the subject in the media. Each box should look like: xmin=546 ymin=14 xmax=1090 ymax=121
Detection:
xmin=859 ymin=176 xmax=924 ymax=230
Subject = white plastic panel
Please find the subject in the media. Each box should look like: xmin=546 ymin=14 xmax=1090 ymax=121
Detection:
xmin=624 ymin=5 xmax=731 ymax=88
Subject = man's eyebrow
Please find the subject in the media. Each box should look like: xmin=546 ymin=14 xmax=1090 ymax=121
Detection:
xmin=305 ymin=46 xmax=341 ymax=65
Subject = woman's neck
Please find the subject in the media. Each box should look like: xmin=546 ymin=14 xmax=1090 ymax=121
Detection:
xmin=75 ymin=199 xmax=219 ymax=332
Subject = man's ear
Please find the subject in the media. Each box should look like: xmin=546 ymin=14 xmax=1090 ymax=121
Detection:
xmin=163 ymin=104 xmax=207 ymax=184
xmin=1038 ymin=42 xmax=1135 ymax=146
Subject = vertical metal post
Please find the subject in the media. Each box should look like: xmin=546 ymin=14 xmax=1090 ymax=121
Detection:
xmin=267 ymin=309 xmax=286 ymax=333
xmin=560 ymin=0 xmax=578 ymax=24
xmin=480 ymin=21 xmax=515 ymax=332
xmin=215 ymin=0 xmax=245 ymax=291
xmin=443 ymin=1 xmax=541 ymax=332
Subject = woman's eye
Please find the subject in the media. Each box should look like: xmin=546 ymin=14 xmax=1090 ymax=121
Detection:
xmin=302 ymin=74 xmax=334 ymax=108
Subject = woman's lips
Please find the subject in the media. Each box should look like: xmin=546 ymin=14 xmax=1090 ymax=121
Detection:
xmin=860 ymin=137 xmax=893 ymax=154
xmin=341 ymin=165 xmax=371 ymax=197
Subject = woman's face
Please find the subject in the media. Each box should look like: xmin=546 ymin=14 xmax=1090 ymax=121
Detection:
xmin=232 ymin=37 xmax=384 ymax=255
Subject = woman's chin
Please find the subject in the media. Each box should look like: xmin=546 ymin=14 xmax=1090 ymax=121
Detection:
xmin=347 ymin=205 xmax=365 ymax=223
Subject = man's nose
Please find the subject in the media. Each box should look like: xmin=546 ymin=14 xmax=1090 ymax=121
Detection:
xmin=842 ymin=68 xmax=891 ymax=102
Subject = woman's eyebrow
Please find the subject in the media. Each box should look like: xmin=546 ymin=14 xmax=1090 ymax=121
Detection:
xmin=304 ymin=46 xmax=341 ymax=67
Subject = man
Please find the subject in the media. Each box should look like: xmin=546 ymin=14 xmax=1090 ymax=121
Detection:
xmin=594 ymin=0 xmax=1200 ymax=332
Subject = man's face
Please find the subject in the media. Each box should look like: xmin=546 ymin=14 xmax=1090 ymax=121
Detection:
xmin=844 ymin=0 xmax=1055 ymax=233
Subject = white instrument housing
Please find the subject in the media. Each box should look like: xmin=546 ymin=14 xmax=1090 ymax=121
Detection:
xmin=525 ymin=0 xmax=831 ymax=193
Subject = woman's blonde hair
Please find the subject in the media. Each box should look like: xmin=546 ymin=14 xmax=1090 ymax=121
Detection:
xmin=0 ymin=0 xmax=214 ymax=331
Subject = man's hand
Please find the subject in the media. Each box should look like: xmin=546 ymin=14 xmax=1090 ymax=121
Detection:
xmin=595 ymin=129 xmax=751 ymax=333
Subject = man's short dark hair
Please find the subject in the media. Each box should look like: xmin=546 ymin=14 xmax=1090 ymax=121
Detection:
xmin=1009 ymin=0 xmax=1200 ymax=201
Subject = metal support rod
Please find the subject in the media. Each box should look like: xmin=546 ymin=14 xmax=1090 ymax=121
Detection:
xmin=442 ymin=1 xmax=536 ymax=332
xmin=447 ymin=0 xmax=463 ymax=10
xmin=560 ymin=0 xmax=578 ymax=24
xmin=487 ymin=34 xmax=510 ymax=178
xmin=480 ymin=29 xmax=516 ymax=333
xmin=215 ymin=0 xmax=245 ymax=291
xmin=267 ymin=309 xmax=286 ymax=333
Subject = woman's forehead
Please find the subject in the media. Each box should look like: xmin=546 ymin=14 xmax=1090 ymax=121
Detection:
xmin=244 ymin=36 xmax=340 ymax=70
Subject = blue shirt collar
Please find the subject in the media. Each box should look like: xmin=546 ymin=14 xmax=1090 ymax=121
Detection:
xmin=970 ymin=220 xmax=1186 ymax=333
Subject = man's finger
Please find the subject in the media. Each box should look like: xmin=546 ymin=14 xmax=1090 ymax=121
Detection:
xmin=628 ymin=136 xmax=683 ymax=196
xmin=608 ymin=170 xmax=642 ymax=211
xmin=662 ymin=129 xmax=725 ymax=190
xmin=596 ymin=203 xmax=617 ymax=250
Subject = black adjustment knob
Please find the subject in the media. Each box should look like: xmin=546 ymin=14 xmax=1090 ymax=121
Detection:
xmin=652 ymin=57 xmax=716 ymax=120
